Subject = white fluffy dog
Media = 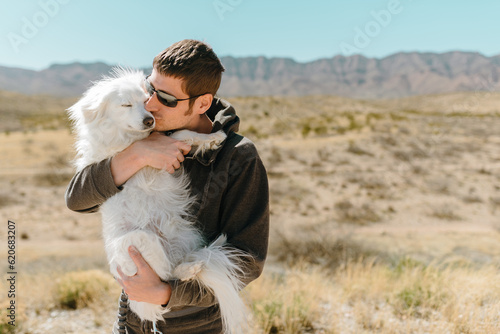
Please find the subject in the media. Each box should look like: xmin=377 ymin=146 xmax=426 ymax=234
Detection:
xmin=68 ymin=68 xmax=248 ymax=333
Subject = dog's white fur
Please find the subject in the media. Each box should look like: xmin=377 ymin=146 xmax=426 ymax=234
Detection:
xmin=68 ymin=68 xmax=249 ymax=333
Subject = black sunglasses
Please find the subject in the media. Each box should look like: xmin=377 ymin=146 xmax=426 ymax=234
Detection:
xmin=145 ymin=75 xmax=205 ymax=108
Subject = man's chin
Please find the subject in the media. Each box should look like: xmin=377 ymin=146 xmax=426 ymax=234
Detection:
xmin=153 ymin=125 xmax=169 ymax=132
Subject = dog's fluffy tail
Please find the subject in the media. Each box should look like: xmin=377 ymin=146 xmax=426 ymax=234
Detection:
xmin=180 ymin=235 xmax=251 ymax=333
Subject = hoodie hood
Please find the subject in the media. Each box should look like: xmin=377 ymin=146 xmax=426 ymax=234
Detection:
xmin=207 ymin=97 xmax=240 ymax=135
xmin=185 ymin=97 xmax=240 ymax=166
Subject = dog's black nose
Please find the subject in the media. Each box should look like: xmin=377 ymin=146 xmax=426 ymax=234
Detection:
xmin=143 ymin=117 xmax=154 ymax=127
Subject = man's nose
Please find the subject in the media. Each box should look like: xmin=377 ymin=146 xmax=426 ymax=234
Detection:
xmin=144 ymin=94 xmax=158 ymax=112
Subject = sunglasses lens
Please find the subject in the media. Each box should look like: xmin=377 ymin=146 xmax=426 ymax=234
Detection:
xmin=157 ymin=92 xmax=178 ymax=108
xmin=145 ymin=77 xmax=178 ymax=107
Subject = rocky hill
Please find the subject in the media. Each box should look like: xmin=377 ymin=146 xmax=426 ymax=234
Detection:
xmin=1 ymin=51 xmax=499 ymax=98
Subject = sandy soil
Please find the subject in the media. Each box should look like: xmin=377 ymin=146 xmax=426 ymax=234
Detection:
xmin=1 ymin=93 xmax=499 ymax=333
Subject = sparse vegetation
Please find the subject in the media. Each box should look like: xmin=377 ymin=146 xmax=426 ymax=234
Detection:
xmin=2 ymin=92 xmax=500 ymax=333
xmin=245 ymin=259 xmax=500 ymax=334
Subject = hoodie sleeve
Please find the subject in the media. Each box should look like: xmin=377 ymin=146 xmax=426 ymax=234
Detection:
xmin=65 ymin=157 xmax=122 ymax=213
xmin=220 ymin=140 xmax=269 ymax=284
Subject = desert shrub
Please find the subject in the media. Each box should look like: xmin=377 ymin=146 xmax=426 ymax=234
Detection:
xmin=346 ymin=175 xmax=388 ymax=191
xmin=429 ymin=204 xmax=462 ymax=221
xmin=301 ymin=123 xmax=312 ymax=137
xmin=346 ymin=113 xmax=361 ymax=131
xmin=366 ymin=112 xmax=385 ymax=124
xmin=0 ymin=194 xmax=20 ymax=208
xmin=461 ymin=194 xmax=483 ymax=204
xmin=272 ymin=230 xmax=380 ymax=271
xmin=269 ymin=180 xmax=311 ymax=208
xmin=389 ymin=112 xmax=409 ymax=121
xmin=299 ymin=116 xmax=332 ymax=138
xmin=251 ymin=293 xmax=313 ymax=334
xmin=334 ymin=200 xmax=381 ymax=224
xmin=247 ymin=267 xmax=328 ymax=334
xmin=346 ymin=141 xmax=374 ymax=156
xmin=242 ymin=125 xmax=262 ymax=139
xmin=396 ymin=285 xmax=429 ymax=312
xmin=20 ymin=113 xmax=71 ymax=131
xmin=55 ymin=270 xmax=116 ymax=309
xmin=390 ymin=262 xmax=450 ymax=317
xmin=425 ymin=177 xmax=452 ymax=195
xmin=376 ymin=134 xmax=399 ymax=147
xmin=33 ymin=171 xmax=73 ymax=187
xmin=490 ymin=196 xmax=500 ymax=209
xmin=47 ymin=153 xmax=72 ymax=169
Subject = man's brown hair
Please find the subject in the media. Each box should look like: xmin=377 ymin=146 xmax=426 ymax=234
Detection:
xmin=153 ymin=39 xmax=225 ymax=107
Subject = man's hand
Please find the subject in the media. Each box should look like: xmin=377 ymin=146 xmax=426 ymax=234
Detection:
xmin=134 ymin=132 xmax=191 ymax=173
xmin=110 ymin=132 xmax=191 ymax=186
xmin=116 ymin=246 xmax=172 ymax=306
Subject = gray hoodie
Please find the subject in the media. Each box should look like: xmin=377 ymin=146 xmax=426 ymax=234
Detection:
xmin=65 ymin=98 xmax=269 ymax=333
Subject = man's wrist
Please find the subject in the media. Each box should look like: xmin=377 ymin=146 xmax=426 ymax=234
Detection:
xmin=127 ymin=141 xmax=147 ymax=168
xmin=110 ymin=142 xmax=146 ymax=186
xmin=160 ymin=281 xmax=172 ymax=307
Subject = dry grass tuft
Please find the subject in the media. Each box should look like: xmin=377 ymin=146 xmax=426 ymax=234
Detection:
xmin=272 ymin=230 xmax=380 ymax=271
xmin=334 ymin=200 xmax=382 ymax=224
xmin=246 ymin=266 xmax=332 ymax=333
xmin=55 ymin=270 xmax=118 ymax=310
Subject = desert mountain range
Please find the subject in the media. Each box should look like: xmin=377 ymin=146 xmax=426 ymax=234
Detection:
xmin=1 ymin=51 xmax=499 ymax=98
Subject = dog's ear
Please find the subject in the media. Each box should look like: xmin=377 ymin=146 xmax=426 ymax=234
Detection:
xmin=68 ymin=82 xmax=113 ymax=124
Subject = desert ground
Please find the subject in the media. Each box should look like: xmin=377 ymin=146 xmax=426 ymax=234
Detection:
xmin=0 ymin=92 xmax=499 ymax=333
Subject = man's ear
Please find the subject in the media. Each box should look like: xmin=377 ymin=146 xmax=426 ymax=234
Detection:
xmin=195 ymin=94 xmax=213 ymax=115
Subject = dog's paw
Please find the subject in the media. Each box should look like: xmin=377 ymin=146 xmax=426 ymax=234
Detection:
xmin=200 ymin=130 xmax=227 ymax=151
xmin=169 ymin=130 xmax=196 ymax=145
xmin=174 ymin=261 xmax=204 ymax=281
xmin=120 ymin=261 xmax=138 ymax=277
xmin=170 ymin=130 xmax=227 ymax=155
xmin=193 ymin=131 xmax=227 ymax=156
xmin=110 ymin=260 xmax=137 ymax=278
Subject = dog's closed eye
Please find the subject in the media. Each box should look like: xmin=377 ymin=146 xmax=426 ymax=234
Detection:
xmin=121 ymin=104 xmax=133 ymax=108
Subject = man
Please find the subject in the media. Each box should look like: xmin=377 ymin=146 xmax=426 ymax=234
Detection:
xmin=65 ymin=39 xmax=269 ymax=334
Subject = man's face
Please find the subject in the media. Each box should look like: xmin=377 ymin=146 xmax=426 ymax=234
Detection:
xmin=145 ymin=69 xmax=197 ymax=132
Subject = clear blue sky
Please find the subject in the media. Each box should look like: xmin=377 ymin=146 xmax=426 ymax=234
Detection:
xmin=1 ymin=0 xmax=499 ymax=70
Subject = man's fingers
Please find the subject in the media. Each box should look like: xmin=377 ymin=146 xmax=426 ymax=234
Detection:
xmin=116 ymin=265 xmax=125 ymax=278
xmin=177 ymin=142 xmax=191 ymax=155
xmin=177 ymin=151 xmax=185 ymax=162
xmin=128 ymin=246 xmax=148 ymax=272
xmin=172 ymin=160 xmax=181 ymax=170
